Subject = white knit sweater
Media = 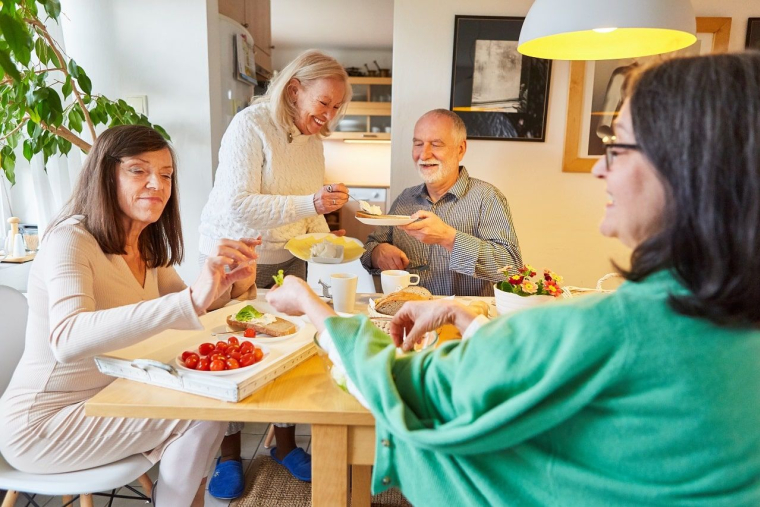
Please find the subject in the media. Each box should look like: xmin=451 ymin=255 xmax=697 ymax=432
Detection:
xmin=199 ymin=102 xmax=329 ymax=265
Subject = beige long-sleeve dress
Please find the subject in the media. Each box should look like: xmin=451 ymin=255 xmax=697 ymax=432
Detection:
xmin=0 ymin=216 xmax=206 ymax=474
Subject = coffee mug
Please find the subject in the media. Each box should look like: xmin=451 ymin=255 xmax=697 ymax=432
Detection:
xmin=381 ymin=270 xmax=420 ymax=294
xmin=331 ymin=273 xmax=358 ymax=313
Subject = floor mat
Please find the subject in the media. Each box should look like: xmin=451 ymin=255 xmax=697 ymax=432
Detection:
xmin=230 ymin=456 xmax=412 ymax=506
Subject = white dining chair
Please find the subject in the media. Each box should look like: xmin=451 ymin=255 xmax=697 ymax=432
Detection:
xmin=0 ymin=285 xmax=153 ymax=507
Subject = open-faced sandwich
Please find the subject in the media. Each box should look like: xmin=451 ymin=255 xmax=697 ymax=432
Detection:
xmin=373 ymin=286 xmax=433 ymax=316
xmin=226 ymin=304 xmax=296 ymax=337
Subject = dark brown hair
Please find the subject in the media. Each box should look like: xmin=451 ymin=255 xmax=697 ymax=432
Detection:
xmin=623 ymin=51 xmax=760 ymax=326
xmin=53 ymin=125 xmax=183 ymax=267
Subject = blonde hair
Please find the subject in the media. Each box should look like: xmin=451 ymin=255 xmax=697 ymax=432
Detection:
xmin=254 ymin=50 xmax=351 ymax=137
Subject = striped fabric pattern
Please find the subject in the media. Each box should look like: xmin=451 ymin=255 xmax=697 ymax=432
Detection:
xmin=360 ymin=167 xmax=522 ymax=297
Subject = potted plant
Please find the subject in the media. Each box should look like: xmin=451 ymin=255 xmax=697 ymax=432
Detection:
xmin=0 ymin=0 xmax=170 ymax=185
xmin=494 ymin=265 xmax=564 ymax=315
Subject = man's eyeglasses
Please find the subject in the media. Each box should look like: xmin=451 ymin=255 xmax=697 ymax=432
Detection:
xmin=604 ymin=143 xmax=640 ymax=169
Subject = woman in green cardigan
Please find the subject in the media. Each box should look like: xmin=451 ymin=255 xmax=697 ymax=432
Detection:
xmin=267 ymin=53 xmax=760 ymax=506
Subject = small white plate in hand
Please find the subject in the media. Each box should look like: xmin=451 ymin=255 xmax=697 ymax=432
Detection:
xmin=355 ymin=215 xmax=415 ymax=226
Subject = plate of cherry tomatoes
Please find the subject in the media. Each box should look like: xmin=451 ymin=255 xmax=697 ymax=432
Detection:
xmin=176 ymin=334 xmax=270 ymax=376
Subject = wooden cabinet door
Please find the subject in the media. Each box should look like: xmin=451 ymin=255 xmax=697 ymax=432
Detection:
xmin=247 ymin=0 xmax=271 ymax=55
xmin=218 ymin=0 xmax=246 ymax=28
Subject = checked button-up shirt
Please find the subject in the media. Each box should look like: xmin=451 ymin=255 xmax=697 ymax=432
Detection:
xmin=361 ymin=167 xmax=522 ymax=297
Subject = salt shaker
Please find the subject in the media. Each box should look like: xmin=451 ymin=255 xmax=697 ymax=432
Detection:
xmin=12 ymin=232 xmax=25 ymax=258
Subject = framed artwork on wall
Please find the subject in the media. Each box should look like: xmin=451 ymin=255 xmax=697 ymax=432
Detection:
xmin=562 ymin=17 xmax=732 ymax=173
xmin=450 ymin=15 xmax=552 ymax=142
xmin=747 ymin=18 xmax=760 ymax=49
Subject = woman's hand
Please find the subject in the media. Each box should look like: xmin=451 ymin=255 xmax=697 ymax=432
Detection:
xmin=314 ymin=183 xmax=349 ymax=215
xmin=391 ymin=300 xmax=478 ymax=351
xmin=266 ymin=276 xmax=335 ymax=333
xmin=190 ymin=238 xmax=261 ymax=314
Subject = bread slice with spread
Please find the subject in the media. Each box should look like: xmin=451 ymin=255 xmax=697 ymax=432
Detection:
xmin=227 ymin=305 xmax=296 ymax=337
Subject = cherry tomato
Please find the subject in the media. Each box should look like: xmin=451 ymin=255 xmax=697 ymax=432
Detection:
xmin=226 ymin=345 xmax=240 ymax=356
xmin=181 ymin=350 xmax=194 ymax=361
xmin=198 ymin=343 xmax=215 ymax=356
xmin=253 ymin=347 xmax=264 ymax=363
xmin=227 ymin=336 xmax=240 ymax=347
xmin=184 ymin=354 xmax=199 ymax=369
xmin=240 ymin=353 xmax=255 ymax=367
xmin=240 ymin=341 xmax=254 ymax=354
xmin=197 ymin=358 xmax=210 ymax=371
xmin=210 ymin=359 xmax=226 ymax=371
xmin=244 ymin=328 xmax=256 ymax=338
xmin=228 ymin=350 xmax=242 ymax=361
xmin=215 ymin=341 xmax=229 ymax=352
xmin=210 ymin=353 xmax=226 ymax=363
xmin=226 ymin=358 xmax=240 ymax=370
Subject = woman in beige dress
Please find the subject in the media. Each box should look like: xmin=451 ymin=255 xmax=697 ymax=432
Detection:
xmin=0 ymin=125 xmax=259 ymax=506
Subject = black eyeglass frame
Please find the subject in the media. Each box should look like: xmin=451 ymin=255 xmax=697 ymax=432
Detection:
xmin=604 ymin=143 xmax=641 ymax=169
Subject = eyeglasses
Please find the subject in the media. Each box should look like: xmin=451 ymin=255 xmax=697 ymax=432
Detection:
xmin=604 ymin=143 xmax=640 ymax=169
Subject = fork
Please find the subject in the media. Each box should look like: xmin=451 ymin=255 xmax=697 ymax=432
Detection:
xmin=326 ymin=185 xmax=361 ymax=204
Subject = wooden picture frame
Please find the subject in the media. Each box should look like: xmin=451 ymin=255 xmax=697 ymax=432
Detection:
xmin=747 ymin=18 xmax=760 ymax=49
xmin=450 ymin=15 xmax=552 ymax=142
xmin=562 ymin=17 xmax=732 ymax=173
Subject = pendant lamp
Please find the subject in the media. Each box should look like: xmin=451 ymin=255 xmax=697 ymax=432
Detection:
xmin=518 ymin=0 xmax=697 ymax=60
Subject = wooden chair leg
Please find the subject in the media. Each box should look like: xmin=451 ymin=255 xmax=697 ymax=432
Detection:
xmin=263 ymin=424 xmax=275 ymax=448
xmin=80 ymin=493 xmax=94 ymax=507
xmin=1 ymin=490 xmax=18 ymax=507
xmin=62 ymin=495 xmax=73 ymax=506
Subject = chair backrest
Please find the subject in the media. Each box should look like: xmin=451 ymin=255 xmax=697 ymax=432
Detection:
xmin=0 ymin=285 xmax=28 ymax=394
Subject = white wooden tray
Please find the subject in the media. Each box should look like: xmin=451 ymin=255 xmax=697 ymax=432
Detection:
xmin=94 ymin=300 xmax=317 ymax=402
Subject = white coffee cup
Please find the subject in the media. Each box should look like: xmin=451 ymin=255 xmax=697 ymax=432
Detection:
xmin=330 ymin=273 xmax=358 ymax=313
xmin=381 ymin=270 xmax=420 ymax=294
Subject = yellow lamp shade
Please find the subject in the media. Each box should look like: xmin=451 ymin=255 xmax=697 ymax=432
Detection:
xmin=518 ymin=0 xmax=697 ymax=60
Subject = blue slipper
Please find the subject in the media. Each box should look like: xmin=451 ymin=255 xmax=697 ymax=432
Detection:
xmin=270 ymin=447 xmax=312 ymax=482
xmin=208 ymin=457 xmax=245 ymax=500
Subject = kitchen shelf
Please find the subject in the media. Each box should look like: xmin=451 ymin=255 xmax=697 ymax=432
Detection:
xmin=328 ymin=77 xmax=392 ymax=141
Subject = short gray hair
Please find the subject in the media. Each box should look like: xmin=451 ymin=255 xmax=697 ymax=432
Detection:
xmin=420 ymin=109 xmax=467 ymax=145
xmin=254 ymin=50 xmax=352 ymax=136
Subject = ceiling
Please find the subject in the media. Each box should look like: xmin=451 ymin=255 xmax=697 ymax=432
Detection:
xmin=271 ymin=0 xmax=393 ymax=50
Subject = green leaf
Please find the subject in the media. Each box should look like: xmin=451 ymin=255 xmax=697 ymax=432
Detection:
xmin=0 ymin=47 xmax=21 ymax=82
xmin=1 ymin=146 xmax=16 ymax=185
xmin=67 ymin=58 xmax=79 ymax=79
xmin=34 ymin=37 xmax=47 ymax=65
xmin=61 ymin=75 xmax=71 ymax=99
xmin=43 ymin=0 xmax=61 ymax=19
xmin=77 ymin=74 xmax=92 ymax=95
xmin=24 ymin=0 xmax=39 ymax=17
xmin=22 ymin=139 xmax=33 ymax=161
xmin=46 ymin=89 xmax=63 ymax=127
xmin=26 ymin=120 xmax=35 ymax=137
xmin=234 ymin=305 xmax=264 ymax=322
xmin=0 ymin=13 xmax=32 ymax=66
xmin=68 ymin=107 xmax=82 ymax=133
xmin=57 ymin=136 xmax=71 ymax=155
xmin=7 ymin=131 xmax=20 ymax=149
xmin=153 ymin=124 xmax=171 ymax=141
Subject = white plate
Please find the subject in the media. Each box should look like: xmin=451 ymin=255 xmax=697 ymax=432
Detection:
xmin=355 ymin=215 xmax=415 ymax=226
xmin=175 ymin=340 xmax=271 ymax=376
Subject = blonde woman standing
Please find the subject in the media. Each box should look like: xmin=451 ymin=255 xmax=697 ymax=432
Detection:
xmin=198 ymin=50 xmax=352 ymax=497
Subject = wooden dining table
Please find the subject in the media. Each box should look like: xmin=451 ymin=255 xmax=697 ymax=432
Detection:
xmin=85 ymin=292 xmax=465 ymax=506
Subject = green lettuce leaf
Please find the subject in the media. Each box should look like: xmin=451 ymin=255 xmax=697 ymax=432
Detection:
xmin=235 ymin=305 xmax=263 ymax=322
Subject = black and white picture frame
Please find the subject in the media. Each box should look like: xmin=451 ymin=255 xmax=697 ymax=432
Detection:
xmin=450 ymin=16 xmax=552 ymax=142
xmin=747 ymin=18 xmax=760 ymax=50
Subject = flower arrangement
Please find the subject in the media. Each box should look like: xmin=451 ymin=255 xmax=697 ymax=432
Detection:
xmin=496 ymin=265 xmax=564 ymax=298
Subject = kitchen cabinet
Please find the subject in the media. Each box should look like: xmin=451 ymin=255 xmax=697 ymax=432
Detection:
xmin=329 ymin=77 xmax=392 ymax=141
xmin=218 ymin=0 xmax=273 ymax=79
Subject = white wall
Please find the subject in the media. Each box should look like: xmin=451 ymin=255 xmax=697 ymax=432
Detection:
xmin=56 ymin=0 xmax=217 ymax=282
xmin=391 ymin=0 xmax=755 ymax=288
